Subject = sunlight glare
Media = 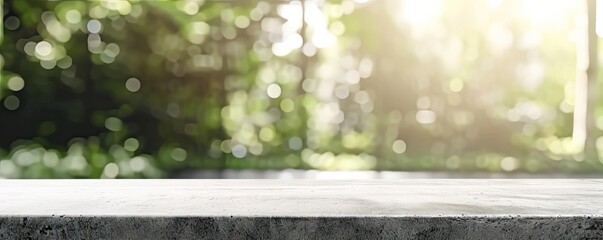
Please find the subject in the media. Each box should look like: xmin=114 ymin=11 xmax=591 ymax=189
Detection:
xmin=400 ymin=0 xmax=442 ymax=26
xmin=520 ymin=0 xmax=573 ymax=28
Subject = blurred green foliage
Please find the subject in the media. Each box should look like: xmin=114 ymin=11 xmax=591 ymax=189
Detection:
xmin=1 ymin=0 xmax=602 ymax=178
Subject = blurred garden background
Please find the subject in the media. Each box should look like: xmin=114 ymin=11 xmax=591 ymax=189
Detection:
xmin=2 ymin=0 xmax=603 ymax=178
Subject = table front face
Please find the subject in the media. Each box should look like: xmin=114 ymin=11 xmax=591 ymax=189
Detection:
xmin=1 ymin=179 xmax=602 ymax=217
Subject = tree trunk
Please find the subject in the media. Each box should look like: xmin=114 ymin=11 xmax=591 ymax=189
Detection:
xmin=585 ymin=0 xmax=599 ymax=165
xmin=574 ymin=0 xmax=599 ymax=165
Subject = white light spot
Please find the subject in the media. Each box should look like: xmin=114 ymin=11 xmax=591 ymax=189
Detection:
xmin=267 ymin=83 xmax=282 ymax=98
xmin=345 ymin=70 xmax=360 ymax=84
xmin=500 ymin=157 xmax=519 ymax=171
xmin=87 ymin=19 xmax=102 ymax=34
xmin=124 ymin=138 xmax=139 ymax=152
xmin=335 ymin=86 xmax=350 ymax=99
xmin=0 ymin=160 xmax=17 ymax=176
xmin=220 ymin=140 xmax=232 ymax=153
xmin=125 ymin=78 xmax=141 ymax=92
xmin=7 ymin=76 xmax=24 ymax=91
xmin=104 ymin=43 xmax=120 ymax=58
xmin=392 ymin=140 xmax=407 ymax=154
xmin=302 ymin=79 xmax=317 ymax=93
xmin=87 ymin=34 xmax=103 ymax=53
xmin=187 ymin=22 xmax=211 ymax=44
xmin=354 ymin=91 xmax=370 ymax=104
xmin=302 ymin=43 xmax=317 ymax=57
xmin=287 ymin=33 xmax=304 ymax=49
xmin=103 ymin=163 xmax=119 ymax=178
xmin=57 ymin=56 xmax=73 ymax=69
xmin=104 ymin=117 xmax=123 ymax=131
xmin=65 ymin=10 xmax=82 ymax=24
xmin=193 ymin=22 xmax=210 ymax=34
xmin=183 ymin=2 xmax=199 ymax=15
xmin=280 ymin=98 xmax=295 ymax=112
xmin=416 ymin=110 xmax=436 ymax=124
xmin=35 ymin=41 xmax=53 ymax=57
xmin=312 ymin=29 xmax=337 ymax=48
xmin=232 ymin=144 xmax=247 ymax=158
xmin=129 ymin=157 xmax=146 ymax=172
xmin=248 ymin=143 xmax=263 ymax=155
xmin=43 ymin=151 xmax=59 ymax=167
xmin=288 ymin=137 xmax=303 ymax=150
xmin=24 ymin=42 xmax=36 ymax=56
xmin=259 ymin=128 xmax=275 ymax=142
xmin=69 ymin=156 xmax=87 ymax=171
xmin=271 ymin=42 xmax=291 ymax=57
xmin=359 ymin=58 xmax=373 ymax=78
xmin=361 ymin=102 xmax=374 ymax=113
xmin=171 ymin=148 xmax=187 ymax=161
xmin=235 ymin=16 xmax=250 ymax=28
xmin=40 ymin=60 xmax=56 ymax=70
xmin=400 ymin=0 xmax=443 ymax=25
xmin=3 ymin=96 xmax=20 ymax=110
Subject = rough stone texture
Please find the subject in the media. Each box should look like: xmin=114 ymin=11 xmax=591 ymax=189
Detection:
xmin=0 ymin=179 xmax=602 ymax=239
xmin=2 ymin=216 xmax=603 ymax=239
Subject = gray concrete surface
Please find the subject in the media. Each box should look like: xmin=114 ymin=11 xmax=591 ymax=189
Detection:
xmin=0 ymin=179 xmax=602 ymax=239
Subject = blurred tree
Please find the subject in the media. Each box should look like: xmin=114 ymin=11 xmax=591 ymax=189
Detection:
xmin=1 ymin=0 xmax=602 ymax=178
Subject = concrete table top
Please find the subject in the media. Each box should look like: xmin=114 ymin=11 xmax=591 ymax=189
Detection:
xmin=0 ymin=179 xmax=602 ymax=217
xmin=1 ymin=179 xmax=602 ymax=239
